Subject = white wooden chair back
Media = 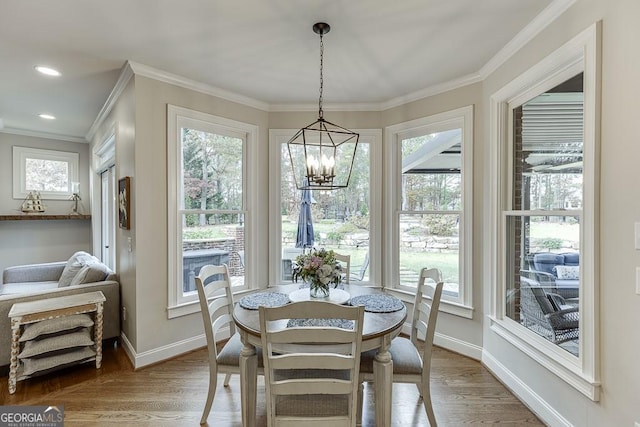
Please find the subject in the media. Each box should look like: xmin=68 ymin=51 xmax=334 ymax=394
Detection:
xmin=195 ymin=264 xmax=236 ymax=359
xmin=410 ymin=267 xmax=444 ymax=390
xmin=259 ymin=301 xmax=365 ymax=427
xmin=334 ymin=253 xmax=351 ymax=284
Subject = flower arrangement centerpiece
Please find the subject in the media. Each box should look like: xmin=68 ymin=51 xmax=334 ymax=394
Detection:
xmin=292 ymin=248 xmax=343 ymax=298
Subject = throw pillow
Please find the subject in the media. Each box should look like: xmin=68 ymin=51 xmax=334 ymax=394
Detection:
xmin=58 ymin=251 xmax=95 ymax=287
xmin=21 ymin=347 xmax=96 ymax=377
xmin=19 ymin=328 xmax=94 ymax=359
xmin=554 ymin=265 xmax=580 ymax=280
xmin=69 ymin=262 xmax=112 ymax=286
xmin=19 ymin=314 xmax=94 ymax=342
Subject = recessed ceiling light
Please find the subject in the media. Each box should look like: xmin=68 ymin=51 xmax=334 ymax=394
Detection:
xmin=34 ymin=66 xmax=61 ymax=77
xmin=39 ymin=114 xmax=56 ymax=120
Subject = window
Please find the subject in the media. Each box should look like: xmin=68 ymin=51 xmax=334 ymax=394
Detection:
xmin=385 ymin=106 xmax=473 ymax=317
xmin=506 ymin=77 xmax=583 ymax=356
xmin=13 ymin=146 xmax=79 ymax=200
xmin=489 ymin=23 xmax=600 ymax=400
xmin=168 ymin=105 xmax=257 ymax=318
xmin=269 ymin=129 xmax=381 ymax=286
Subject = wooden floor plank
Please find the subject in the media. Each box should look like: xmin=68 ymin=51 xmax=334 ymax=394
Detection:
xmin=0 ymin=342 xmax=544 ymax=426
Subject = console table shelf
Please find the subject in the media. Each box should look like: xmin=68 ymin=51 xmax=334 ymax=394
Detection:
xmin=0 ymin=214 xmax=91 ymax=221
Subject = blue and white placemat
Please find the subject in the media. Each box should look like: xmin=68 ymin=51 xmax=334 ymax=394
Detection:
xmin=286 ymin=318 xmax=354 ymax=329
xmin=238 ymin=292 xmax=290 ymax=310
xmin=349 ymin=294 xmax=404 ymax=313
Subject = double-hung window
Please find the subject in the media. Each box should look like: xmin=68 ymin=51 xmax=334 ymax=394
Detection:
xmin=489 ymin=23 xmax=600 ymax=399
xmin=269 ymin=129 xmax=381 ymax=286
xmin=168 ymin=105 xmax=256 ymax=318
xmin=385 ymin=106 xmax=473 ymax=317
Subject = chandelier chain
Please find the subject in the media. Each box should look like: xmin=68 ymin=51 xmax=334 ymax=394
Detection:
xmin=318 ymin=32 xmax=324 ymax=119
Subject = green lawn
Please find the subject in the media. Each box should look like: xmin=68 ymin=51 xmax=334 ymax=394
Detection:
xmin=529 ymin=220 xmax=579 ymax=241
xmin=400 ymin=251 xmax=459 ymax=283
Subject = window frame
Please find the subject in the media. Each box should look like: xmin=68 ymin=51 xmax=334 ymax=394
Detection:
xmin=268 ymin=128 xmax=382 ymax=287
xmin=12 ymin=146 xmax=79 ymax=200
xmin=488 ymin=22 xmax=600 ymax=400
xmin=167 ymin=105 xmax=258 ymax=318
xmin=385 ymin=105 xmax=474 ymax=319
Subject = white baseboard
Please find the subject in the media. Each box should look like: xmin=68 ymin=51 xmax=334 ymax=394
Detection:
xmin=119 ymin=328 xmax=232 ymax=369
xmin=135 ymin=334 xmax=206 ymax=368
xmin=400 ymin=323 xmax=482 ymax=360
xmin=434 ymin=332 xmax=483 ymax=360
xmin=482 ymin=349 xmax=573 ymax=427
xmin=118 ymin=332 xmax=136 ymax=366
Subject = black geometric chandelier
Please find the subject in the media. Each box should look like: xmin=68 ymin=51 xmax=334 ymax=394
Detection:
xmin=287 ymin=22 xmax=359 ymax=190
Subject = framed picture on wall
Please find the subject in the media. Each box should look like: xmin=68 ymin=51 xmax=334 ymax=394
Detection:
xmin=118 ymin=177 xmax=130 ymax=229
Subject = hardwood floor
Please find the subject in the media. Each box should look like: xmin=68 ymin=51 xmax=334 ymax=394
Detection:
xmin=0 ymin=342 xmax=544 ymax=426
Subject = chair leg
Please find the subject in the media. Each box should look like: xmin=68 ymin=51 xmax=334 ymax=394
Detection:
xmin=356 ymin=381 xmax=364 ymax=425
xmin=416 ymin=372 xmax=437 ymax=427
xmin=200 ymin=368 xmax=218 ymax=425
xmin=422 ymin=383 xmax=437 ymax=427
xmin=223 ymin=373 xmax=232 ymax=387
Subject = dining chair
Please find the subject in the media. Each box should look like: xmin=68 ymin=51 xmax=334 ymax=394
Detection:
xmin=358 ymin=267 xmax=444 ymax=426
xmin=333 ymin=252 xmax=351 ymax=284
xmin=259 ymin=301 xmax=365 ymax=427
xmin=349 ymin=250 xmax=370 ymax=283
xmin=195 ymin=264 xmax=262 ymax=425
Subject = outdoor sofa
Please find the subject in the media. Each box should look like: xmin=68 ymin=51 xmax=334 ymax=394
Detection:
xmin=522 ymin=252 xmax=580 ymax=299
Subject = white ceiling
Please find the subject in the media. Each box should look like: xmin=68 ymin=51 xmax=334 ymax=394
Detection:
xmin=0 ymin=0 xmax=563 ymax=141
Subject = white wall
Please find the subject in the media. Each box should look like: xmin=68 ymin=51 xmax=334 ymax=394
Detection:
xmin=0 ymin=133 xmax=92 ymax=275
xmin=88 ymin=75 xmax=137 ymax=349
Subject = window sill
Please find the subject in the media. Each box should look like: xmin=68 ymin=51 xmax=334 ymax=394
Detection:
xmin=488 ymin=315 xmax=600 ymax=401
xmin=385 ymin=288 xmax=474 ymax=319
xmin=167 ymin=288 xmax=257 ymax=319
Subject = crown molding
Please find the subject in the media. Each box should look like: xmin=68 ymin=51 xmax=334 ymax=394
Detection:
xmin=128 ymin=61 xmax=270 ymax=112
xmin=270 ymin=72 xmax=483 ymax=113
xmin=85 ymin=61 xmax=134 ymax=142
xmin=273 ymin=0 xmax=574 ymax=113
xmin=381 ymin=72 xmax=483 ymax=111
xmin=269 ymin=101 xmax=384 ymax=113
xmin=479 ymin=0 xmax=577 ymax=80
xmin=0 ymin=127 xmax=87 ymax=144
xmin=81 ymin=0 xmax=573 ymax=135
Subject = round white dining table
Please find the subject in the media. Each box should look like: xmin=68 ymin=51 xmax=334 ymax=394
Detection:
xmin=232 ymin=284 xmax=407 ymax=427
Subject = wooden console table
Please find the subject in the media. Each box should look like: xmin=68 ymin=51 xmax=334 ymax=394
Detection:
xmin=8 ymin=291 xmax=106 ymax=394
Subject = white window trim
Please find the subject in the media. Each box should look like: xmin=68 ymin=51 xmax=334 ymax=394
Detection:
xmin=91 ymin=126 xmax=117 ymax=266
xmin=384 ymin=105 xmax=474 ymax=319
xmin=93 ymin=125 xmax=116 ymax=174
xmin=268 ymin=128 xmax=382 ymax=287
xmin=12 ymin=146 xmax=79 ymax=200
xmin=167 ymin=104 xmax=258 ymax=319
xmin=488 ymin=22 xmax=601 ymax=400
